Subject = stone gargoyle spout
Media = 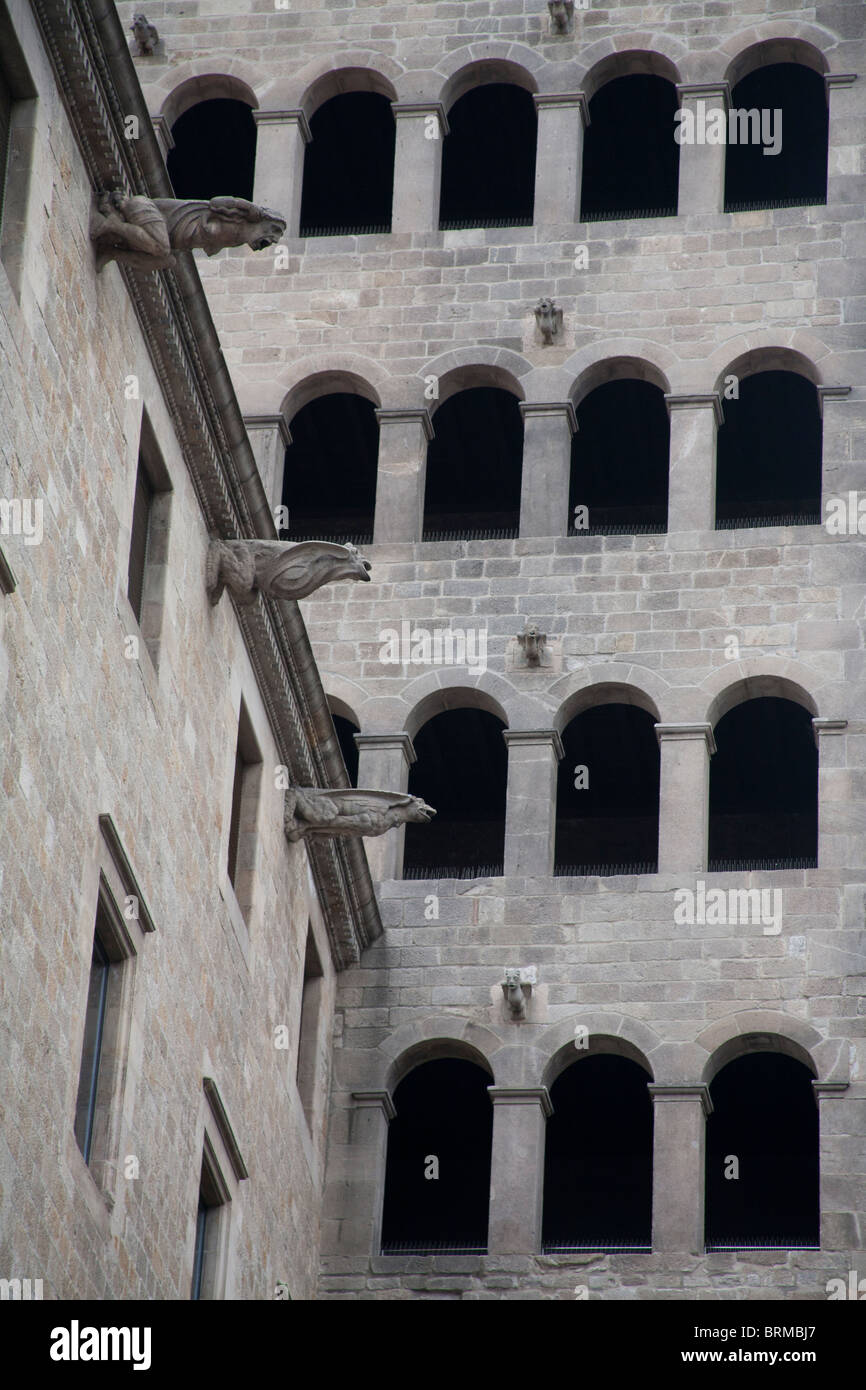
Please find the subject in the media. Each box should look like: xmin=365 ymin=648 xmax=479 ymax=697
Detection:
xmin=90 ymin=192 xmax=286 ymax=273
xmin=206 ymin=539 xmax=371 ymax=606
xmin=284 ymin=788 xmax=437 ymax=843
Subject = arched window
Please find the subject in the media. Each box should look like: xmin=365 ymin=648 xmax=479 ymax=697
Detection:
xmin=709 ymin=697 xmax=818 ymax=870
xmin=705 ymin=1051 xmax=819 ymax=1250
xmin=724 ymin=64 xmax=828 ymax=212
xmin=280 ymin=393 xmax=379 ymax=544
xmin=404 ymin=708 xmax=507 ymax=878
xmin=555 ymin=704 xmax=660 ymax=875
xmin=167 ymin=99 xmax=256 ymax=201
xmin=381 ymin=1058 xmax=493 ymax=1255
xmin=423 ymin=387 xmax=523 ymax=540
xmin=439 ymin=84 xmax=536 ymax=229
xmin=300 ymin=93 xmax=395 ymax=235
xmin=331 ymin=713 xmax=359 ymax=787
xmin=581 ymin=75 xmax=679 ymax=220
xmin=570 ymin=378 xmax=669 ymax=535
xmin=715 ymin=371 xmax=821 ymax=528
xmin=543 ymin=1054 xmax=653 ymax=1252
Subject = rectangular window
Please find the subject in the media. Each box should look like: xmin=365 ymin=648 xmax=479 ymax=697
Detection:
xmin=226 ymin=701 xmax=262 ymax=916
xmin=190 ymin=1143 xmax=228 ymax=1300
xmin=125 ymin=412 xmax=172 ymax=665
xmin=0 ymin=65 xmax=11 ymax=233
xmin=0 ymin=4 xmax=37 ymax=297
xmin=295 ymin=924 xmax=324 ymax=1128
xmin=73 ymin=920 xmax=110 ymax=1164
xmin=126 ymin=455 xmax=153 ymax=626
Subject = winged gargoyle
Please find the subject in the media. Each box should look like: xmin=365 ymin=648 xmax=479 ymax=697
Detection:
xmin=206 ymin=539 xmax=371 ymax=606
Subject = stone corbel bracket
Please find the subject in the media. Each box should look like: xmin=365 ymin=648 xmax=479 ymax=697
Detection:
xmin=502 ymin=966 xmax=537 ymax=1019
xmin=516 ymin=622 xmax=547 ymax=668
xmin=206 ymin=538 xmax=371 ymax=607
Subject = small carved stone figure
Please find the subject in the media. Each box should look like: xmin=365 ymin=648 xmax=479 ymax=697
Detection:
xmin=206 ymin=538 xmax=371 ymax=606
xmin=130 ymin=14 xmax=159 ymax=54
xmin=534 ymin=296 xmax=561 ymax=345
xmin=284 ymin=788 xmax=436 ymax=842
xmin=91 ymin=193 xmax=286 ymax=273
xmin=547 ymin=0 xmax=574 ymax=34
xmin=517 ymin=622 xmax=546 ymax=667
xmin=503 ymin=969 xmax=527 ymax=1019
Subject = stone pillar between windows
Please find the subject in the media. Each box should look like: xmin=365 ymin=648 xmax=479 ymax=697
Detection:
xmin=812 ymin=1080 xmax=852 ymax=1251
xmin=665 ymin=393 xmax=722 ymax=533
xmin=825 ymin=74 xmax=859 ymax=201
xmin=150 ymin=114 xmax=174 ymax=163
xmin=503 ymin=729 xmax=563 ymax=877
xmin=818 ymin=386 xmax=855 ymax=500
xmin=674 ymin=85 xmax=729 ymax=215
xmin=252 ymin=110 xmax=311 ymax=237
xmin=324 ymin=1091 xmax=395 ymax=1255
xmin=390 ymin=103 xmax=448 ymax=234
xmin=243 ymin=414 xmax=292 ymax=519
xmin=648 ymin=1084 xmax=712 ymax=1253
xmin=518 ymin=402 xmax=577 ymax=538
xmin=373 ymin=408 xmax=434 ymax=544
xmin=487 ymin=1086 xmax=552 ymax=1254
xmin=533 ymin=94 xmax=588 ymax=225
xmin=355 ymin=733 xmax=416 ymax=880
xmin=813 ymin=718 xmax=849 ymax=869
xmin=655 ymin=723 xmax=716 ymax=875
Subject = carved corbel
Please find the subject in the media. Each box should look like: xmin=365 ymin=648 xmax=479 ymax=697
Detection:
xmin=547 ymin=0 xmax=574 ymax=35
xmin=534 ymin=297 xmax=562 ymax=345
xmin=502 ymin=967 xmax=536 ymax=1019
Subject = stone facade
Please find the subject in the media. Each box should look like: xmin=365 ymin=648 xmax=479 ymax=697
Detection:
xmin=124 ymin=0 xmax=866 ymax=1299
xmin=0 ymin=0 xmax=378 ymax=1301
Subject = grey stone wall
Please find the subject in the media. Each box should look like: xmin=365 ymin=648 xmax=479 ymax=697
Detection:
xmin=124 ymin=0 xmax=866 ymax=1297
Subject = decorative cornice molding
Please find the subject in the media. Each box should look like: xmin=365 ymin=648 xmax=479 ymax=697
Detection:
xmin=647 ymin=1083 xmax=713 ymax=1116
xmin=518 ymin=400 xmax=578 ymax=434
xmin=655 ymin=722 xmax=717 ymax=756
xmin=664 ymin=392 xmax=724 ymax=426
xmin=98 ymin=813 xmax=156 ymax=933
xmin=374 ymin=406 xmax=434 ymax=441
xmin=252 ymin=107 xmax=312 ymax=142
xmin=390 ymin=101 xmax=449 ymax=137
xmin=203 ymin=1077 xmax=249 ymax=1180
xmin=30 ymin=0 xmax=380 ymax=969
xmin=487 ymin=1086 xmax=553 ymax=1118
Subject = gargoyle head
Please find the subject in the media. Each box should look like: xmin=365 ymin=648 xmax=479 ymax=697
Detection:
xmin=404 ymin=797 xmax=436 ymax=824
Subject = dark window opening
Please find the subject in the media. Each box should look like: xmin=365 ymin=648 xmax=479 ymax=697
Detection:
xmin=580 ymin=75 xmax=679 ymax=221
xmin=73 ymin=921 xmax=111 ymax=1165
xmin=724 ymin=64 xmax=828 ymax=212
xmin=708 ymin=697 xmax=817 ymax=870
xmin=191 ymin=1152 xmax=225 ymax=1300
xmin=167 ymin=98 xmax=256 ymax=202
xmin=127 ymin=455 xmax=154 ymax=625
xmin=543 ymin=1055 xmax=653 ymax=1252
xmin=331 ymin=713 xmax=360 ymax=787
xmin=0 ymin=64 xmax=10 ymax=233
xmin=423 ymin=387 xmax=522 ymax=539
xmin=569 ymin=379 xmax=669 ymax=535
xmin=404 ymin=708 xmax=507 ymax=878
xmin=381 ymin=1059 xmax=493 ymax=1254
xmin=555 ymin=704 xmax=660 ymax=875
xmin=300 ymin=92 xmax=395 ymax=236
xmin=439 ymin=83 xmax=536 ymax=229
xmin=296 ymin=925 xmax=324 ymax=1128
xmin=281 ymin=394 xmax=378 ymax=544
xmin=715 ymin=371 xmax=821 ymax=528
xmin=227 ymin=701 xmax=261 ymax=901
xmin=705 ymin=1052 xmax=819 ymax=1250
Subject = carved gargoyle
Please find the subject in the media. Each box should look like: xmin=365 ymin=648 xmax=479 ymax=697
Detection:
xmin=90 ymin=193 xmax=286 ymax=273
xmin=503 ymin=969 xmax=527 ymax=1019
xmin=206 ymin=539 xmax=371 ymax=606
xmin=534 ymin=296 xmax=562 ymax=345
xmin=547 ymin=0 xmax=574 ymax=34
xmin=130 ymin=14 xmax=159 ymax=54
xmin=284 ymin=788 xmax=436 ymax=842
xmin=517 ymin=622 xmax=547 ymax=667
